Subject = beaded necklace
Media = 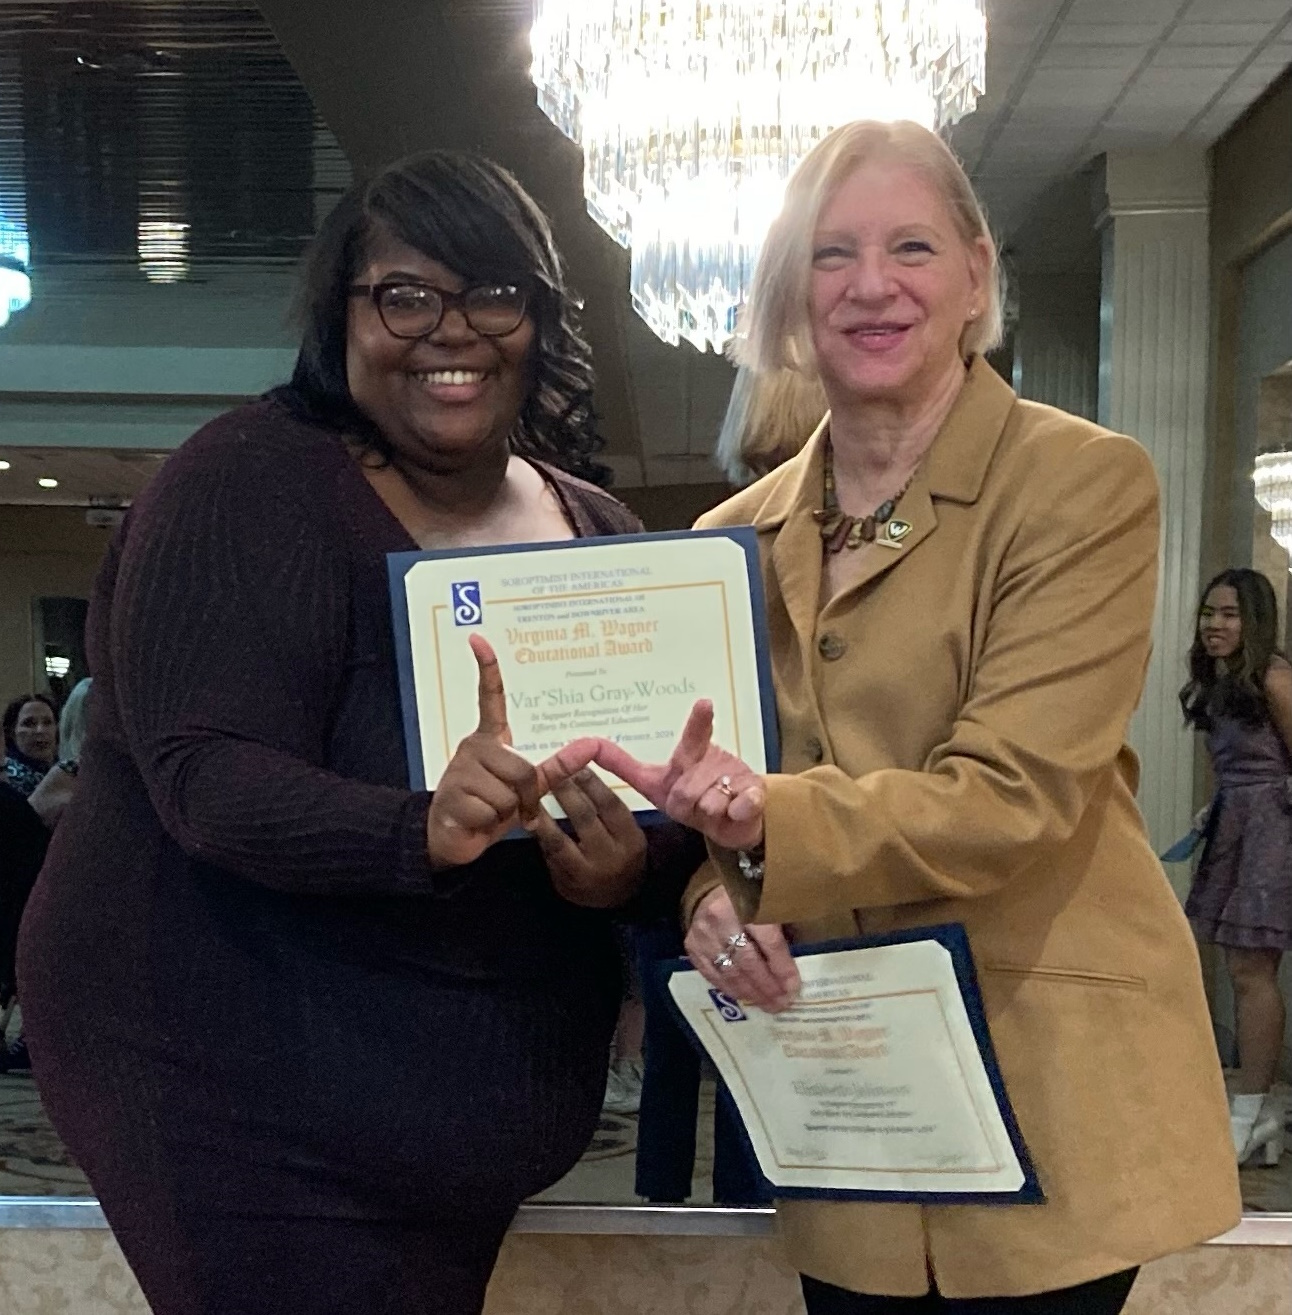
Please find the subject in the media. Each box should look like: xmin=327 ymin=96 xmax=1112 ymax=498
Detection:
xmin=813 ymin=439 xmax=918 ymax=554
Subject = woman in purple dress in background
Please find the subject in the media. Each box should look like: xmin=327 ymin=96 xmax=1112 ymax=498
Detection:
xmin=1183 ymin=567 xmax=1292 ymax=1169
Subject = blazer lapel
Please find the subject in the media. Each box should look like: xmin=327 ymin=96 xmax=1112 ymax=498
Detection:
xmin=753 ymin=357 xmax=1018 ymax=652
xmin=819 ymin=357 xmax=1017 ymax=607
xmin=763 ymin=428 xmax=827 ymax=664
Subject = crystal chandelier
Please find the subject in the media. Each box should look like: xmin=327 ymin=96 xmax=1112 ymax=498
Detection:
xmin=0 ymin=48 xmax=32 ymax=330
xmin=531 ymin=1 xmax=987 ymax=351
xmin=1254 ymin=450 xmax=1292 ymax=562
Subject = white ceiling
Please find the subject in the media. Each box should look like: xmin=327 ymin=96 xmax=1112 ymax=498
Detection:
xmin=0 ymin=448 xmax=167 ymax=507
xmin=957 ymin=0 xmax=1292 ymax=238
xmin=1 ymin=0 xmax=1290 ymax=501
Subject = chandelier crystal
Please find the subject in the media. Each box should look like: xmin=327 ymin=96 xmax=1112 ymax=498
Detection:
xmin=0 ymin=49 xmax=32 ymax=330
xmin=531 ymin=1 xmax=987 ymax=351
xmin=1254 ymin=450 xmax=1292 ymax=562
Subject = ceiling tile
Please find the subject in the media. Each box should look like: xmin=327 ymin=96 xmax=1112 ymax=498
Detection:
xmin=1037 ymin=44 xmax=1152 ymax=69
xmin=1152 ymin=44 xmax=1270 ymax=67
xmin=1170 ymin=20 xmax=1287 ymax=44
xmin=1015 ymin=67 xmax=1134 ymax=96
xmin=1183 ymin=0 xmax=1292 ymax=19
xmin=1122 ymin=64 xmax=1236 ymax=93
xmin=1249 ymin=47 xmax=1292 ymax=70
xmin=1052 ymin=23 xmax=1176 ymax=46
xmin=1066 ymin=0 xmax=1184 ymax=20
xmin=984 ymin=0 xmax=1070 ymax=27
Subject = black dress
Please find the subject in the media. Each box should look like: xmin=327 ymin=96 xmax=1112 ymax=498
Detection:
xmin=0 ymin=782 xmax=48 ymax=1004
xmin=17 ymin=400 xmax=687 ymax=1314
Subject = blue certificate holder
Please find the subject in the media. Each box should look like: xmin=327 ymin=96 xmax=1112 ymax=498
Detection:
xmin=386 ymin=527 xmax=779 ymax=825
xmin=658 ymin=924 xmax=1043 ymax=1205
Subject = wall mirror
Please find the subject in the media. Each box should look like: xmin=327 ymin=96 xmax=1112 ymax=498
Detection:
xmin=1 ymin=0 xmax=1290 ymax=1228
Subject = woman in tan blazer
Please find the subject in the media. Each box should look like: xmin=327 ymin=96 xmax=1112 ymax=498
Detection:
xmin=596 ymin=120 xmax=1240 ymax=1312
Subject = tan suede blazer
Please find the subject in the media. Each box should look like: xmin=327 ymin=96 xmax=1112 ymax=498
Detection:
xmin=687 ymin=357 xmax=1240 ymax=1298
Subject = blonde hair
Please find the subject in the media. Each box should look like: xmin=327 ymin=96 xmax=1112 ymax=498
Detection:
xmin=733 ymin=120 xmax=1003 ymax=374
xmin=58 ymin=677 xmax=92 ymax=762
xmin=715 ymin=366 xmax=828 ymax=484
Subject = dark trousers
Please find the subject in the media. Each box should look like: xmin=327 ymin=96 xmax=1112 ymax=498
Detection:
xmin=631 ymin=922 xmax=771 ymax=1204
xmin=802 ymin=1268 xmax=1138 ymax=1315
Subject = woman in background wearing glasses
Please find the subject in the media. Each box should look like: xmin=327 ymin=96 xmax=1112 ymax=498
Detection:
xmin=18 ymin=152 xmax=700 ymax=1315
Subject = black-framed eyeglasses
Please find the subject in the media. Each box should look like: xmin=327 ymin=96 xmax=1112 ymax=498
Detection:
xmin=349 ymin=281 xmax=528 ymax=339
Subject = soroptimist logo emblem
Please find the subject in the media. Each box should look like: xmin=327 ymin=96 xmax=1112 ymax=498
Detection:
xmin=451 ymin=582 xmax=483 ymax=626
xmin=708 ymin=989 xmax=747 ymax=1022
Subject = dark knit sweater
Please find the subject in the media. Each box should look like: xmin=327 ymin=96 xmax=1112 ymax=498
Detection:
xmin=18 ymin=398 xmax=698 ymax=1221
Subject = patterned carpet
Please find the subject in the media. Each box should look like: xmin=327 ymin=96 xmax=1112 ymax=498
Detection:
xmin=0 ymin=1073 xmax=92 ymax=1195
xmin=0 ymin=1066 xmax=1286 ymax=1212
xmin=580 ymin=1110 xmax=638 ymax=1163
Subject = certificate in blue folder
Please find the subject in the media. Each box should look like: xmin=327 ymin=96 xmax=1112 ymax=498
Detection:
xmin=662 ymin=924 xmax=1043 ymax=1204
xmin=386 ymin=528 xmax=779 ymax=823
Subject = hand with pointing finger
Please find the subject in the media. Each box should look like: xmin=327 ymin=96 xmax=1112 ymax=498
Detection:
xmin=425 ymin=634 xmax=598 ymax=870
xmin=591 ymin=698 xmax=766 ymax=852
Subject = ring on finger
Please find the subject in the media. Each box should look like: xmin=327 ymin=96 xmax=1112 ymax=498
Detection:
xmin=714 ymin=775 xmax=735 ymax=798
xmin=725 ymin=931 xmax=749 ymax=952
xmin=713 ymin=950 xmax=736 ymax=971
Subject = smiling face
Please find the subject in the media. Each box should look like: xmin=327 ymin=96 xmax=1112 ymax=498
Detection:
xmin=345 ymin=228 xmax=536 ymax=474
xmin=808 ymin=160 xmax=990 ymax=408
xmin=12 ymin=700 xmax=56 ymax=765
xmin=1199 ymin=585 xmax=1243 ymax=661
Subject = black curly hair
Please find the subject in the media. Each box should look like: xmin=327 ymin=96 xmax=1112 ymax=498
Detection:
xmin=277 ymin=150 xmax=609 ymax=485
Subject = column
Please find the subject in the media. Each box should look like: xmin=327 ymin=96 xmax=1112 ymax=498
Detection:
xmin=1097 ymin=149 xmax=1210 ymax=870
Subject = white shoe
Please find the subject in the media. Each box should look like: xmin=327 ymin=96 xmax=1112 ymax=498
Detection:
xmin=602 ymin=1056 xmax=643 ymax=1116
xmin=1233 ymin=1093 xmax=1285 ymax=1167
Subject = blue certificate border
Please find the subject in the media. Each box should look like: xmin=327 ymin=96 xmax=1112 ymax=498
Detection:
xmin=386 ymin=527 xmax=780 ymax=826
xmin=655 ymin=923 xmax=1044 ymax=1205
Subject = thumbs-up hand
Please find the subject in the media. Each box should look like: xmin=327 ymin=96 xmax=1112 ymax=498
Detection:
xmin=425 ymin=634 xmax=598 ymax=869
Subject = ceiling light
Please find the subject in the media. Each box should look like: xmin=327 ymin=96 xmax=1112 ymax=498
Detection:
xmin=37 ymin=477 xmax=58 ymax=488
xmin=44 ymin=655 xmax=71 ymax=679
xmin=531 ymin=0 xmax=987 ymax=350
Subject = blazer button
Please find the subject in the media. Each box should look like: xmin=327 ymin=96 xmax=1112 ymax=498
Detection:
xmin=817 ymin=632 xmax=847 ymax=661
xmin=805 ymin=736 xmax=825 ymax=764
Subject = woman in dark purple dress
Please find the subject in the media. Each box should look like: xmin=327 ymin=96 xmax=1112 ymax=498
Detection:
xmin=18 ymin=152 xmax=700 ymax=1315
xmin=1182 ymin=567 xmax=1291 ymax=1169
